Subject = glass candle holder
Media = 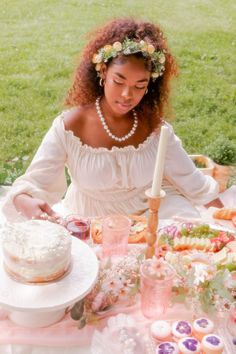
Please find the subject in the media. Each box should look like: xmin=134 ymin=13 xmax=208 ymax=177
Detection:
xmin=102 ymin=214 xmax=131 ymax=257
xmin=140 ymin=258 xmax=175 ymax=319
xmin=65 ymin=215 xmax=90 ymax=240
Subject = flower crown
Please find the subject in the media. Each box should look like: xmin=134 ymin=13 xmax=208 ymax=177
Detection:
xmin=92 ymin=38 xmax=166 ymax=80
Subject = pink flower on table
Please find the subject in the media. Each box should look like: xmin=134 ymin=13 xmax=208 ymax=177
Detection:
xmin=91 ymin=292 xmax=106 ymax=312
xmin=102 ymin=277 xmax=123 ymax=295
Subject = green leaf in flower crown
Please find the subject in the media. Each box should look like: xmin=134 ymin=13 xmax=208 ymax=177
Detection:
xmin=70 ymin=299 xmax=84 ymax=320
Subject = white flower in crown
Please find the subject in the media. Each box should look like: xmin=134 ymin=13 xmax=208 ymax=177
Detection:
xmin=113 ymin=41 xmax=122 ymax=51
xmin=159 ymin=53 xmax=166 ymax=64
xmin=103 ymin=44 xmax=113 ymax=52
xmin=92 ymin=53 xmax=103 ymax=64
xmin=151 ymin=72 xmax=160 ymax=79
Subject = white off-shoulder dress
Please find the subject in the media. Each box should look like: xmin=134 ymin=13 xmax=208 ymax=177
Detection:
xmin=2 ymin=113 xmax=219 ymax=222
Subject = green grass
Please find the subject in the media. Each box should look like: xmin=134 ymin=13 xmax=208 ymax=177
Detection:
xmin=0 ymin=0 xmax=235 ymax=184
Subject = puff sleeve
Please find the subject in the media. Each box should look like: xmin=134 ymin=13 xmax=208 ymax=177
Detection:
xmin=2 ymin=116 xmax=68 ymax=221
xmin=163 ymin=123 xmax=219 ymax=205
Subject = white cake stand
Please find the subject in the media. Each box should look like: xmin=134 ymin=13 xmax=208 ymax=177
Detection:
xmin=0 ymin=237 xmax=99 ymax=328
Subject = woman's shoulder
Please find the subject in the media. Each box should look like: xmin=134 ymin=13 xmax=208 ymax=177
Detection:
xmin=63 ymin=104 xmax=95 ymax=133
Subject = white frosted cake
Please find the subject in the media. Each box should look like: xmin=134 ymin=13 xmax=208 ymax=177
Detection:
xmin=2 ymin=220 xmax=72 ymax=283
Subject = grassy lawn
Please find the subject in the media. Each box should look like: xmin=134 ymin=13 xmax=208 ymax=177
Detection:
xmin=0 ymin=0 xmax=235 ymax=185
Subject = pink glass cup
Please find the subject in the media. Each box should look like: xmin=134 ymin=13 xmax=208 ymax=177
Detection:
xmin=65 ymin=215 xmax=90 ymax=240
xmin=227 ymin=301 xmax=236 ymax=338
xmin=140 ymin=259 xmax=175 ymax=319
xmin=102 ymin=214 xmax=131 ymax=257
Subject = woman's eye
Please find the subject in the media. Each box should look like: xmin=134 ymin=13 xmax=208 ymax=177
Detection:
xmin=114 ymin=80 xmax=123 ymax=85
xmin=136 ymin=86 xmax=146 ymax=90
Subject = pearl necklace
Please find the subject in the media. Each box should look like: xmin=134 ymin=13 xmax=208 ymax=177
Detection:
xmin=95 ymin=97 xmax=138 ymax=142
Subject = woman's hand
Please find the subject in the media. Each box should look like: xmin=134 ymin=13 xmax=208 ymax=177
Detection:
xmin=13 ymin=193 xmax=60 ymax=221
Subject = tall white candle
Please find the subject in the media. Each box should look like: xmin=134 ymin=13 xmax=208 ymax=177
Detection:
xmin=151 ymin=125 xmax=169 ymax=196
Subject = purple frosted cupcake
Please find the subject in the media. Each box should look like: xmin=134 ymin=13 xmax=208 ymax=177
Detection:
xmin=172 ymin=321 xmax=192 ymax=339
xmin=178 ymin=337 xmax=201 ymax=353
xmin=156 ymin=341 xmax=179 ymax=354
xmin=201 ymin=334 xmax=224 ymax=354
xmin=193 ymin=317 xmax=214 ymax=340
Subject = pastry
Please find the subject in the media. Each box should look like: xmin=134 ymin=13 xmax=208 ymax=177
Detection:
xmin=156 ymin=341 xmax=179 ymax=353
xmin=213 ymin=208 xmax=236 ymax=220
xmin=172 ymin=321 xmax=192 ymax=339
xmin=192 ymin=318 xmax=214 ymax=340
xmin=201 ymin=334 xmax=224 ymax=354
xmin=178 ymin=337 xmax=201 ymax=353
xmin=150 ymin=320 xmax=172 ymax=341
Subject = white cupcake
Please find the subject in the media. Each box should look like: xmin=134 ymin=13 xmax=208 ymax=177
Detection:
xmin=201 ymin=334 xmax=224 ymax=354
xmin=193 ymin=317 xmax=214 ymax=340
xmin=150 ymin=320 xmax=172 ymax=342
xmin=156 ymin=341 xmax=179 ymax=354
xmin=178 ymin=337 xmax=201 ymax=353
xmin=172 ymin=321 xmax=192 ymax=339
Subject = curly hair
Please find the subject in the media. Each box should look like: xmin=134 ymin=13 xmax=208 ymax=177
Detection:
xmin=65 ymin=18 xmax=178 ymax=130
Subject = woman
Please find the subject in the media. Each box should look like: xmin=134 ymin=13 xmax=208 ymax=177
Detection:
xmin=2 ymin=18 xmax=223 ymax=222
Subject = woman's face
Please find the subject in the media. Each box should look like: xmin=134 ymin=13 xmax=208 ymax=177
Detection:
xmin=101 ymin=55 xmax=151 ymax=116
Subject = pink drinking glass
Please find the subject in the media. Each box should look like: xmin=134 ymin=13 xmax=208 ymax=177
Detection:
xmin=102 ymin=214 xmax=131 ymax=257
xmin=65 ymin=215 xmax=90 ymax=240
xmin=140 ymin=259 xmax=175 ymax=319
xmin=227 ymin=301 xmax=236 ymax=338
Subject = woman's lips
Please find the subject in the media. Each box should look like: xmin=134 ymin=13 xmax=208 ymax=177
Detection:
xmin=116 ymin=101 xmax=132 ymax=110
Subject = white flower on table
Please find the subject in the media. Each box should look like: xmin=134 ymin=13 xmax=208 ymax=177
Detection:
xmin=193 ymin=263 xmax=209 ymax=286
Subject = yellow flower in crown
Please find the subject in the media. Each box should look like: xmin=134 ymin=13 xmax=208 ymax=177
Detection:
xmin=147 ymin=44 xmax=155 ymax=54
xmin=140 ymin=40 xmax=148 ymax=52
xmin=103 ymin=45 xmax=113 ymax=52
xmin=92 ymin=53 xmax=103 ymax=64
xmin=113 ymin=41 xmax=122 ymax=51
xmin=95 ymin=63 xmax=102 ymax=71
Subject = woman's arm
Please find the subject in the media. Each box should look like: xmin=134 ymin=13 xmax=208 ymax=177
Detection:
xmin=2 ymin=116 xmax=68 ymax=221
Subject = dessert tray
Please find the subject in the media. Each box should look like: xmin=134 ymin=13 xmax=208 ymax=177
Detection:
xmin=0 ymin=237 xmax=99 ymax=327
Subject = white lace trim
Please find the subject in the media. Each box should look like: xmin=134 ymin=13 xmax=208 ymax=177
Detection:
xmin=59 ymin=112 xmax=157 ymax=154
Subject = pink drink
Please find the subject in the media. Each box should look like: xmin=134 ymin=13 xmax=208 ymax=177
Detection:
xmin=102 ymin=214 xmax=131 ymax=257
xmin=66 ymin=216 xmax=90 ymax=240
xmin=140 ymin=259 xmax=175 ymax=319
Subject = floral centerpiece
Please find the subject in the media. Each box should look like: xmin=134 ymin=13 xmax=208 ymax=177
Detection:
xmin=70 ymin=250 xmax=144 ymax=329
xmin=165 ymin=251 xmax=234 ymax=315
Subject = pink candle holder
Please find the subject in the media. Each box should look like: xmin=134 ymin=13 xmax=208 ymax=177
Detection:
xmin=140 ymin=258 xmax=175 ymax=319
xmin=65 ymin=215 xmax=90 ymax=240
